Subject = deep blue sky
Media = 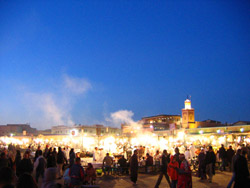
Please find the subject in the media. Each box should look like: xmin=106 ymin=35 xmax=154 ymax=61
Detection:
xmin=0 ymin=0 xmax=250 ymax=129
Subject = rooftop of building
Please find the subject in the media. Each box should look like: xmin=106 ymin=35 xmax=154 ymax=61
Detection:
xmin=141 ymin=114 xmax=181 ymax=119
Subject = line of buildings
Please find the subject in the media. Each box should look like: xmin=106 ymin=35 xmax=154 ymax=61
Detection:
xmin=0 ymin=98 xmax=249 ymax=145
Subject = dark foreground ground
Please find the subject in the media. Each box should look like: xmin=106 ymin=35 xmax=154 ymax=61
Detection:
xmin=37 ymin=170 xmax=232 ymax=188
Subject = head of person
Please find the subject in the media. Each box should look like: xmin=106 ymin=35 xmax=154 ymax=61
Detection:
xmin=236 ymin=149 xmax=241 ymax=155
xmin=200 ymin=149 xmax=204 ymax=153
xmin=75 ymin=157 xmax=81 ymax=164
xmin=163 ymin=149 xmax=167 ymax=155
xmin=209 ymin=146 xmax=213 ymax=151
xmin=16 ymin=150 xmax=21 ymax=157
xmin=179 ymin=154 xmax=185 ymax=162
xmin=38 ymin=150 xmax=42 ymax=156
xmin=229 ymin=145 xmax=232 ymax=149
xmin=37 ymin=146 xmax=40 ymax=150
xmin=87 ymin=163 xmax=93 ymax=169
xmin=221 ymin=144 xmax=224 ymax=148
xmin=134 ymin=149 xmax=138 ymax=155
xmin=0 ymin=167 xmax=15 ymax=187
xmin=175 ymin=147 xmax=179 ymax=154
xmin=106 ymin=153 xmax=109 ymax=156
xmin=95 ymin=147 xmax=98 ymax=151
xmin=156 ymin=150 xmax=159 ymax=154
xmin=0 ymin=152 xmax=6 ymax=159
xmin=172 ymin=155 xmax=176 ymax=162
xmin=146 ymin=153 xmax=149 ymax=157
xmin=242 ymin=150 xmax=247 ymax=156
xmin=17 ymin=173 xmax=37 ymax=188
xmin=23 ymin=151 xmax=29 ymax=159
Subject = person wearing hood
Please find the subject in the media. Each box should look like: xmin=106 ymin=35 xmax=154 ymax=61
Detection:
xmin=41 ymin=167 xmax=61 ymax=188
xmin=168 ymin=155 xmax=179 ymax=188
xmin=34 ymin=150 xmax=46 ymax=183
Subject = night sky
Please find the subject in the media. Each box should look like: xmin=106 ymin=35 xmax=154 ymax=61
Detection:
xmin=0 ymin=1 xmax=250 ymax=129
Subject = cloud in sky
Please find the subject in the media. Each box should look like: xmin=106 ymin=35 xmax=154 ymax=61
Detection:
xmin=22 ymin=74 xmax=92 ymax=129
xmin=63 ymin=74 xmax=92 ymax=95
xmin=106 ymin=110 xmax=141 ymax=128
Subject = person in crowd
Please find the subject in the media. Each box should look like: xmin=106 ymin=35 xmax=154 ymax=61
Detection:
xmin=85 ymin=163 xmax=96 ymax=185
xmin=8 ymin=151 xmax=15 ymax=172
xmin=205 ymin=146 xmax=216 ymax=183
xmin=17 ymin=173 xmax=38 ymax=188
xmin=146 ymin=153 xmax=153 ymax=166
xmin=34 ymin=150 xmax=46 ymax=183
xmin=140 ymin=157 xmax=146 ymax=167
xmin=227 ymin=145 xmax=235 ymax=172
xmin=57 ymin=147 xmax=66 ymax=179
xmin=69 ymin=148 xmax=76 ymax=167
xmin=17 ymin=151 xmax=33 ymax=177
xmin=69 ymin=157 xmax=84 ymax=187
xmin=168 ymin=155 xmax=179 ymax=188
xmin=154 ymin=150 xmax=161 ymax=166
xmin=15 ymin=150 xmax=21 ymax=172
xmin=174 ymin=147 xmax=181 ymax=166
xmin=154 ymin=150 xmax=171 ymax=188
xmin=26 ymin=146 xmax=31 ymax=156
xmin=0 ymin=152 xmax=9 ymax=170
xmin=34 ymin=146 xmax=42 ymax=163
xmin=233 ymin=150 xmax=249 ymax=188
xmin=46 ymin=147 xmax=57 ymax=168
xmin=176 ymin=154 xmax=192 ymax=188
xmin=102 ymin=153 xmax=113 ymax=175
xmin=184 ymin=147 xmax=191 ymax=162
xmin=198 ymin=148 xmax=206 ymax=180
xmin=219 ymin=144 xmax=227 ymax=171
xmin=189 ymin=144 xmax=196 ymax=159
xmin=43 ymin=145 xmax=49 ymax=159
xmin=118 ymin=155 xmax=128 ymax=175
xmin=42 ymin=167 xmax=61 ymax=188
xmin=130 ymin=149 xmax=139 ymax=186
xmin=63 ymin=166 xmax=70 ymax=187
xmin=227 ymin=149 xmax=241 ymax=188
xmin=0 ymin=167 xmax=16 ymax=188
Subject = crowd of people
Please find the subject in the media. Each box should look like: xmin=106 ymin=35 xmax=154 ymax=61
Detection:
xmin=0 ymin=143 xmax=249 ymax=188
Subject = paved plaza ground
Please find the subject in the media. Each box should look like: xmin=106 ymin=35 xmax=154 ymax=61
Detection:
xmin=49 ymin=170 xmax=232 ymax=188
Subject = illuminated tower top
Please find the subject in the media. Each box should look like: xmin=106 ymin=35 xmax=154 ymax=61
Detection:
xmin=184 ymin=99 xmax=192 ymax=109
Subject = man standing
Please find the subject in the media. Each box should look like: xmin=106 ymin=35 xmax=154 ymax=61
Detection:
xmin=57 ymin=147 xmax=66 ymax=179
xmin=102 ymin=153 xmax=113 ymax=175
xmin=233 ymin=150 xmax=249 ymax=188
xmin=130 ymin=149 xmax=139 ymax=186
xmin=219 ymin=144 xmax=227 ymax=171
xmin=205 ymin=146 xmax=216 ymax=183
xmin=34 ymin=150 xmax=46 ymax=183
xmin=198 ymin=149 xmax=206 ymax=180
xmin=154 ymin=150 xmax=171 ymax=188
xmin=227 ymin=146 xmax=235 ymax=172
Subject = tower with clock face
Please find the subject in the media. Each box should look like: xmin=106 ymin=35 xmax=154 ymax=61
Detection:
xmin=182 ymin=99 xmax=196 ymax=128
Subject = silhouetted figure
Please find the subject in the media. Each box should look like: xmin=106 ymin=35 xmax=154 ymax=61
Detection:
xmin=233 ymin=150 xmax=249 ymax=188
xmin=17 ymin=173 xmax=38 ymax=188
xmin=205 ymin=146 xmax=216 ymax=183
xmin=17 ymin=151 xmax=33 ymax=177
xmin=130 ymin=149 xmax=138 ymax=186
xmin=155 ymin=150 xmax=171 ymax=188
xmin=0 ymin=167 xmax=16 ymax=188
xmin=69 ymin=148 xmax=76 ymax=167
